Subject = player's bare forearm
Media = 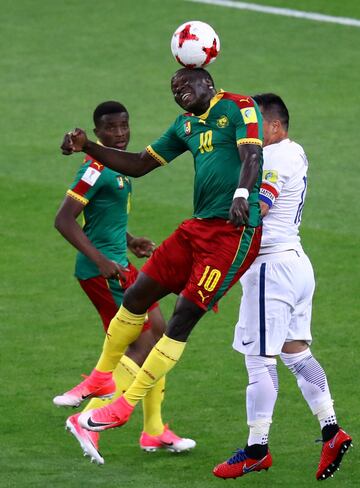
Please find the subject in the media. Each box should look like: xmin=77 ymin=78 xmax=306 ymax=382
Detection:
xmin=55 ymin=210 xmax=106 ymax=267
xmin=55 ymin=198 xmax=127 ymax=279
xmin=238 ymin=144 xmax=262 ymax=191
xmin=229 ymin=144 xmax=262 ymax=227
xmin=83 ymin=140 xmax=159 ymax=177
xmin=61 ymin=129 xmax=160 ymax=177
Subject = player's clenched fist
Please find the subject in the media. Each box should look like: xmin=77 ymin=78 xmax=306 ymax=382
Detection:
xmin=61 ymin=128 xmax=88 ymax=155
xmin=229 ymin=197 xmax=249 ymax=227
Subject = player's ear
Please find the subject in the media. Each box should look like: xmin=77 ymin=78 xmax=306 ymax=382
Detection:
xmin=93 ymin=127 xmax=98 ymax=137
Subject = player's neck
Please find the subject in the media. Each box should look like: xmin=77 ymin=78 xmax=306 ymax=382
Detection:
xmin=266 ymin=132 xmax=288 ymax=146
xmin=192 ymin=89 xmax=217 ymax=115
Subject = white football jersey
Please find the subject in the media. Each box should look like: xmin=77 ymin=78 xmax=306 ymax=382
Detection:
xmin=259 ymin=138 xmax=308 ymax=253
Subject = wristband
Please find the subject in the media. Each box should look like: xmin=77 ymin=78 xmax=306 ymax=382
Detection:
xmin=233 ymin=188 xmax=249 ymax=200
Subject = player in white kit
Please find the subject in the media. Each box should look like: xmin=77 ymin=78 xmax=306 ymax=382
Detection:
xmin=213 ymin=94 xmax=352 ymax=481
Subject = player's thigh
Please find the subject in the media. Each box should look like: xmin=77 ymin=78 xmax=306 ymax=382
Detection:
xmin=79 ymin=276 xmax=121 ymax=331
xmin=285 ymin=254 xmax=314 ymax=344
xmin=233 ymin=261 xmax=293 ymax=356
xmin=183 ymin=223 xmax=261 ymax=311
xmin=140 ymin=223 xmax=193 ymax=295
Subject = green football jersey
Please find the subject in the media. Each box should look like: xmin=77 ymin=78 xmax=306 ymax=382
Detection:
xmin=67 ymin=155 xmax=131 ymax=279
xmin=147 ymin=90 xmax=263 ymax=226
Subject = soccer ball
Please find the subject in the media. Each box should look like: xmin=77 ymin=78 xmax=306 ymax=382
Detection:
xmin=171 ymin=21 xmax=220 ymax=68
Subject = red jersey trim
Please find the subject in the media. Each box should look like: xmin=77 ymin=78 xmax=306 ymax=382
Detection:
xmin=221 ymin=92 xmax=255 ymax=109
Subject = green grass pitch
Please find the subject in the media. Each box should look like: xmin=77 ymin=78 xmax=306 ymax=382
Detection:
xmin=1 ymin=0 xmax=359 ymax=486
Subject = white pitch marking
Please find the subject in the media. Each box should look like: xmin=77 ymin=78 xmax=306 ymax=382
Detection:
xmin=186 ymin=0 xmax=360 ymax=27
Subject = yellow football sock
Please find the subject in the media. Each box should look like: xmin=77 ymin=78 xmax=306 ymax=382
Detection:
xmin=96 ymin=305 xmax=145 ymax=372
xmin=124 ymin=335 xmax=186 ymax=406
xmin=142 ymin=375 xmax=166 ymax=436
xmin=83 ymin=355 xmax=140 ymax=413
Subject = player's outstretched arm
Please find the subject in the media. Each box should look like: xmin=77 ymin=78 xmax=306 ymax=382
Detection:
xmin=229 ymin=144 xmax=262 ymax=227
xmin=60 ymin=129 xmax=160 ymax=177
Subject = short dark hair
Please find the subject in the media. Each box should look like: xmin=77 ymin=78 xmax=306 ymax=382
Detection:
xmin=93 ymin=101 xmax=128 ymax=126
xmin=172 ymin=67 xmax=215 ymax=86
xmin=252 ymin=93 xmax=289 ymax=130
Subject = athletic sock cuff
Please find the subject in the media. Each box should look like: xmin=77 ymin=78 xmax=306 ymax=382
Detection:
xmin=155 ymin=335 xmax=186 ymax=362
xmin=116 ymin=305 xmax=146 ymax=326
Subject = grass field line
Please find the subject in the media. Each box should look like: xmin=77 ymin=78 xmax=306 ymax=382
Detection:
xmin=187 ymin=0 xmax=360 ymax=27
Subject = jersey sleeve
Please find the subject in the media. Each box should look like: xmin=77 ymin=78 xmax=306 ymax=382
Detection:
xmin=67 ymin=157 xmax=105 ymax=205
xmin=225 ymin=95 xmax=263 ymax=147
xmin=259 ymin=148 xmax=291 ymax=208
xmin=146 ymin=120 xmax=187 ymax=165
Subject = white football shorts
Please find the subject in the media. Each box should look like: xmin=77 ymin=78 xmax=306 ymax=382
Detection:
xmin=233 ymin=249 xmax=315 ymax=356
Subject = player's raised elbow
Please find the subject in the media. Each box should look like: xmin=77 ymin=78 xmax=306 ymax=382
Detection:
xmin=54 ymin=210 xmax=65 ymax=232
xmin=131 ymin=150 xmax=161 ymax=177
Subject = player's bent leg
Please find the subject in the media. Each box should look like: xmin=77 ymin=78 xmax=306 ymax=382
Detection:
xmin=94 ymin=274 xmax=170 ymax=372
xmin=280 ymin=347 xmax=336 ymax=426
xmin=123 ymin=272 xmax=171 ymax=315
xmin=79 ymin=297 xmax=204 ymax=433
xmin=214 ymin=355 xmax=277 ymax=479
xmin=280 ymin=346 xmax=352 ymax=480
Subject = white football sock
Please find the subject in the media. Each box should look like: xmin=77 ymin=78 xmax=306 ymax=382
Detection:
xmin=245 ymin=355 xmax=278 ymax=445
xmin=280 ymin=348 xmax=336 ymax=427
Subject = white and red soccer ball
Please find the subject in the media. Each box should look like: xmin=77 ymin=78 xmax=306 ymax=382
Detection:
xmin=171 ymin=21 xmax=220 ymax=68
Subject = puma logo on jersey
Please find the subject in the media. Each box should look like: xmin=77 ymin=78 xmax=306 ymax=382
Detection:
xmin=198 ymin=290 xmax=210 ymax=303
xmin=92 ymin=161 xmax=103 ymax=170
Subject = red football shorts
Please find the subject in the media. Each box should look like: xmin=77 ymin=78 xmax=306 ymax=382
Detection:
xmin=141 ymin=218 xmax=262 ymax=311
xmin=79 ymin=261 xmax=158 ymax=332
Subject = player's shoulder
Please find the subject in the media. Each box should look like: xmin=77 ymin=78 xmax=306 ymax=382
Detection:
xmin=220 ymin=91 xmax=256 ymax=109
xmin=264 ymin=138 xmax=308 ymax=173
xmin=265 ymin=138 xmax=305 ymax=157
xmin=75 ymin=155 xmax=107 ymax=187
xmin=83 ymin=155 xmax=105 ymax=172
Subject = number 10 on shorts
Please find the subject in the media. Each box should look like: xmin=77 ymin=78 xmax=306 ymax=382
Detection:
xmin=197 ymin=265 xmax=222 ymax=291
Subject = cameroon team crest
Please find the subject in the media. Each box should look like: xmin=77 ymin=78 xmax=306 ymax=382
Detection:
xmin=184 ymin=121 xmax=191 ymax=135
xmin=216 ymin=115 xmax=229 ymax=128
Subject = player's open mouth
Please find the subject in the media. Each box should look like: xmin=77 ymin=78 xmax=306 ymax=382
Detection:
xmin=115 ymin=142 xmax=127 ymax=149
xmin=182 ymin=93 xmax=191 ymax=101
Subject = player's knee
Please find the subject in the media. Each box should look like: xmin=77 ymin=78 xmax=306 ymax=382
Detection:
xmin=122 ymin=285 xmax=150 ymax=314
xmin=281 ymin=340 xmax=308 ymax=354
xmin=280 ymin=347 xmax=311 ymax=372
xmin=245 ymin=355 xmax=277 ymax=379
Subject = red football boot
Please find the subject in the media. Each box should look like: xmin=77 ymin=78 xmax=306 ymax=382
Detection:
xmin=213 ymin=449 xmax=272 ymax=479
xmin=316 ymin=428 xmax=352 ymax=480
